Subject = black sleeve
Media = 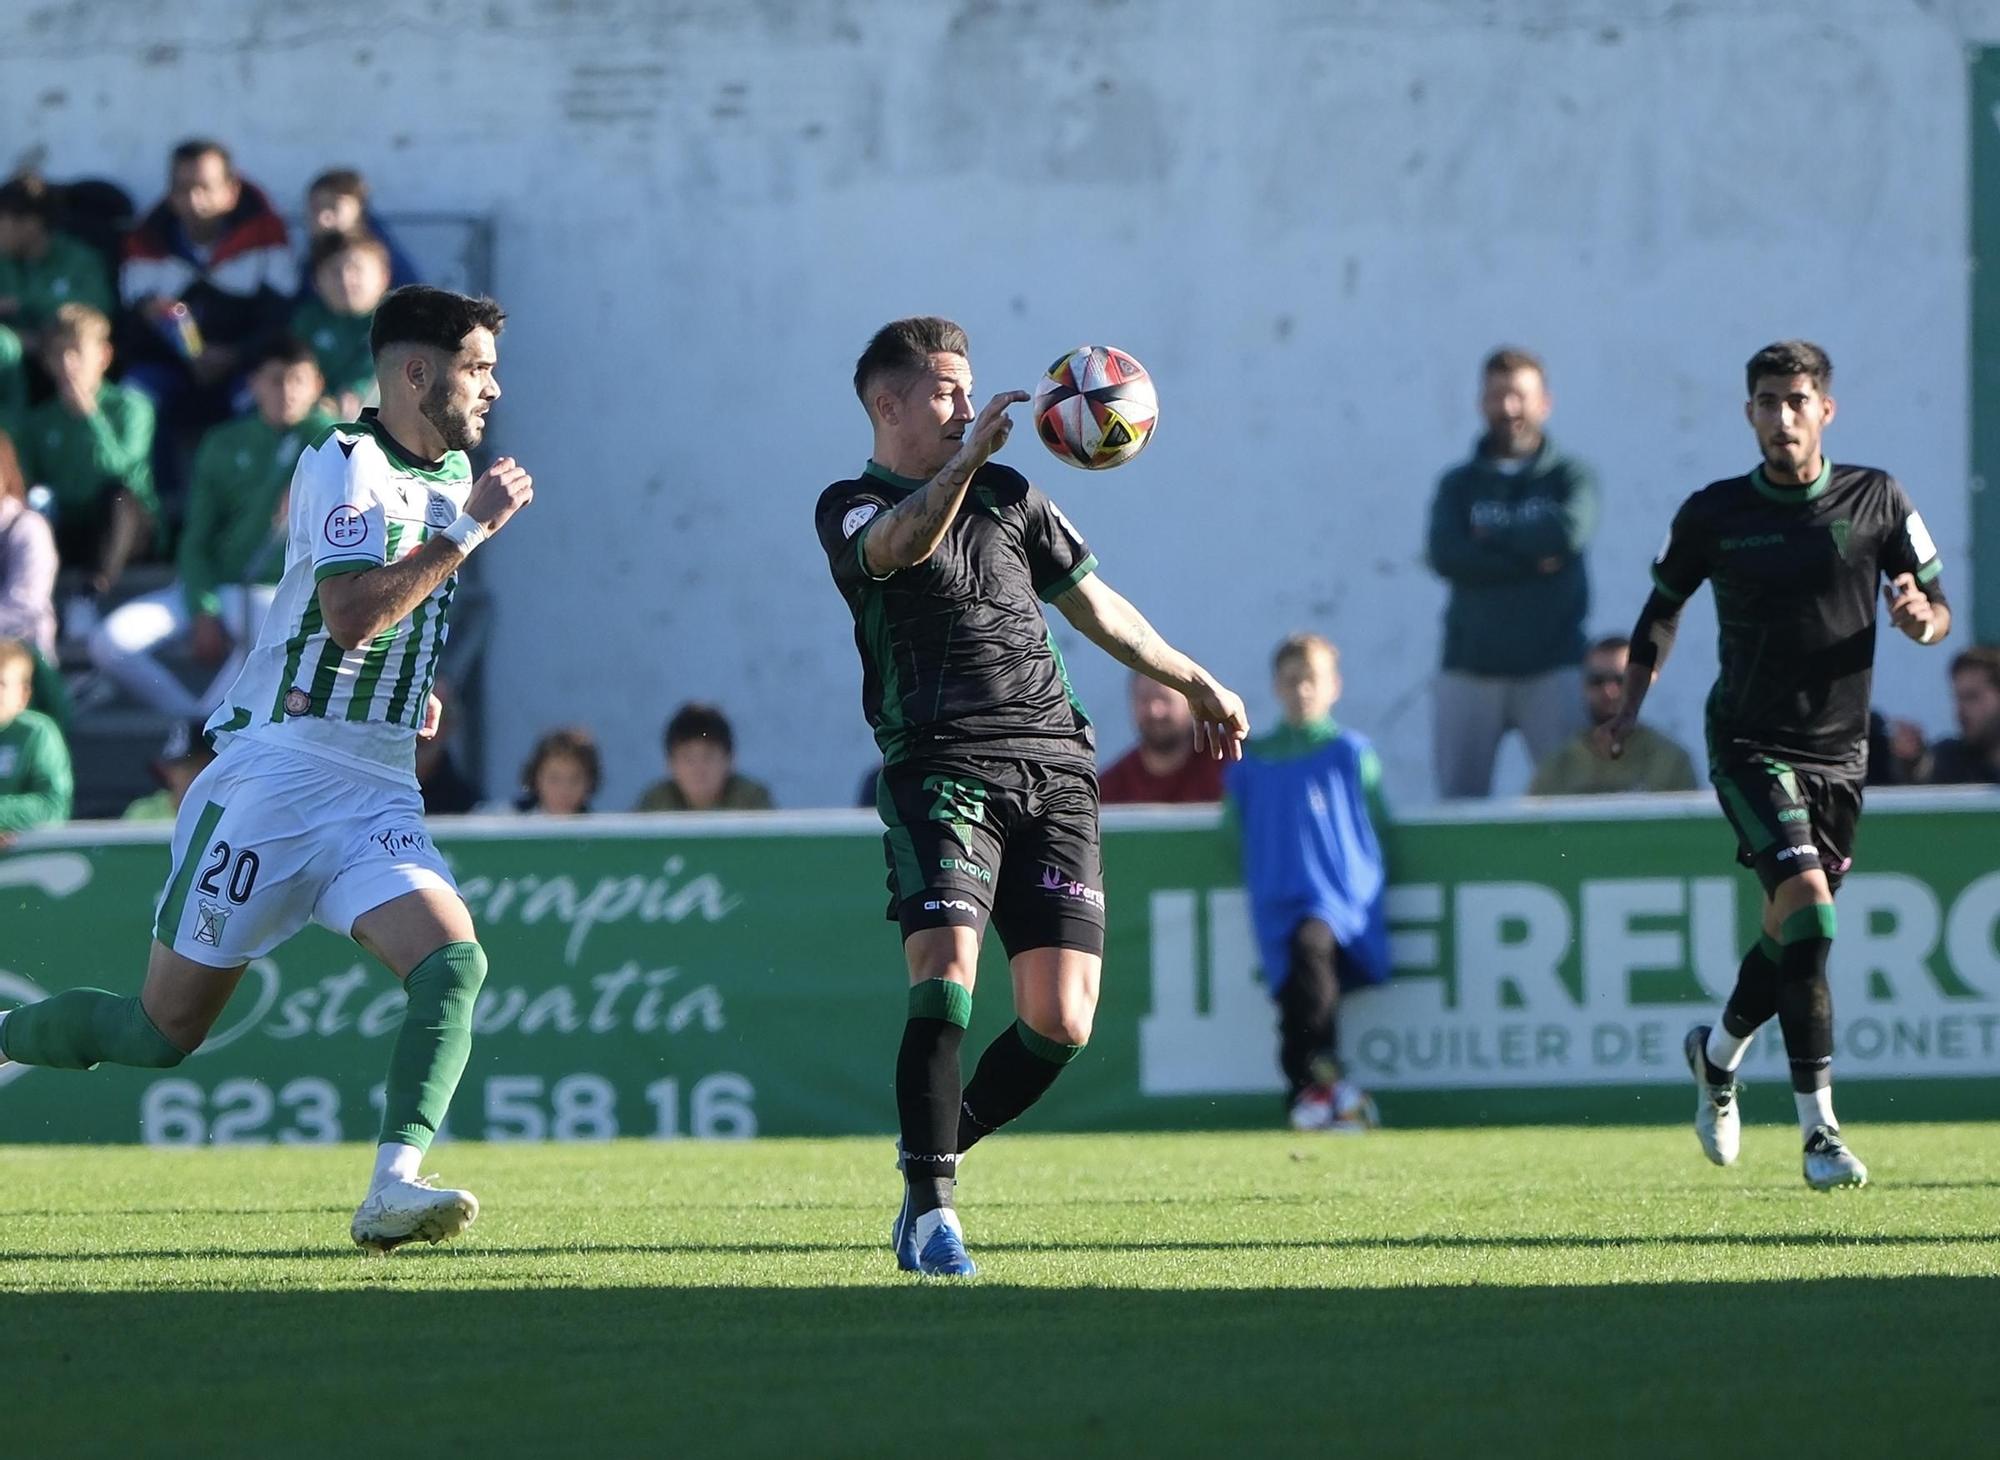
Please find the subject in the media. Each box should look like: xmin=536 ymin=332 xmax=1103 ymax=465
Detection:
xmin=1021 ymin=481 xmax=1097 ymax=601
xmin=1878 ymin=477 xmax=1946 ymax=590
xmin=815 ymin=485 xmax=896 ymax=593
xmin=1649 ymin=494 xmax=1709 ymax=606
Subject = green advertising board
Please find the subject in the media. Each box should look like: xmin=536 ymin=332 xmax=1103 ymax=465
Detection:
xmin=3 ymin=793 xmax=1998 ymax=1145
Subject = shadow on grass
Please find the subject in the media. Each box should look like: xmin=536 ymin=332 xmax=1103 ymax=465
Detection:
xmin=4 ymin=1228 xmax=1996 ymax=1266
xmin=4 ymin=1277 xmax=1996 ymax=1458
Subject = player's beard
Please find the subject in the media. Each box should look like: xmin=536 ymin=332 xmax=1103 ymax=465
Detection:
xmin=420 ymin=380 xmax=485 ymax=452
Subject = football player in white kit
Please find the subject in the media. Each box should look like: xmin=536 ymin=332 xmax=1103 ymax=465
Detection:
xmin=0 ymin=286 xmax=534 ymax=1251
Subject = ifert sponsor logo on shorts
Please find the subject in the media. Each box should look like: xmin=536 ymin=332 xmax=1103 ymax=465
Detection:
xmin=1040 ymin=866 xmax=1105 ymax=911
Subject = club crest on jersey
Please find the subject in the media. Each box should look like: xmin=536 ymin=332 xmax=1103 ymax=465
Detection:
xmin=284 ymin=688 xmax=311 ymax=717
xmin=324 ymin=506 xmax=368 ymax=549
xmin=1827 ymin=519 xmax=1853 ymax=560
xmin=193 ymin=900 xmax=231 ymax=948
xmin=426 ymin=494 xmax=456 ymax=529
xmin=842 ymin=503 xmax=879 ymax=539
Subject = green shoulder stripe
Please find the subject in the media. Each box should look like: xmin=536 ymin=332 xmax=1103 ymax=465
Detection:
xmin=1038 ymin=553 xmax=1099 ymax=603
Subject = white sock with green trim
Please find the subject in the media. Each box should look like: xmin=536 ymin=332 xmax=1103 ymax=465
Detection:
xmin=370 ymin=1141 xmax=424 ymax=1195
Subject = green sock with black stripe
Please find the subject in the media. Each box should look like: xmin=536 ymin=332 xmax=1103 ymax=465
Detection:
xmin=0 ymin=990 xmax=187 ymax=1070
xmin=958 ymin=1018 xmax=1086 ymax=1152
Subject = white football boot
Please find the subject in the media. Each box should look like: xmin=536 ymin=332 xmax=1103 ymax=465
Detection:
xmin=1683 ymin=1025 xmax=1742 ymax=1167
xmin=1802 ymin=1125 xmax=1868 ymax=1191
xmin=351 ymin=1176 xmax=480 ymax=1253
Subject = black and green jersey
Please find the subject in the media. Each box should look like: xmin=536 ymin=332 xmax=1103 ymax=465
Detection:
xmin=1651 ymin=460 xmax=1944 ymax=775
xmin=816 ymin=460 xmax=1098 ymax=770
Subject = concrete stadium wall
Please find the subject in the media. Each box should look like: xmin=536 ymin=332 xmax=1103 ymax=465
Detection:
xmin=3 ymin=0 xmax=1993 ymax=809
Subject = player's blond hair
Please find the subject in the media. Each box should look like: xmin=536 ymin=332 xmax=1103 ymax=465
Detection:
xmin=1272 ymin=633 xmax=1338 ymax=673
xmin=45 ymin=302 xmax=112 ymax=349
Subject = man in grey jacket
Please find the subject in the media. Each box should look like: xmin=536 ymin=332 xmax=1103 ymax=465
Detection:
xmin=1426 ymin=348 xmax=1597 ymax=798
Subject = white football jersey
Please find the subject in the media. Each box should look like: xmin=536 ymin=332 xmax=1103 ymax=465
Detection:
xmin=206 ymin=411 xmax=470 ymax=786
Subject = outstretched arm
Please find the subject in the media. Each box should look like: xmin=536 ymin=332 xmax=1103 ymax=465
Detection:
xmin=1052 ymin=572 xmax=1249 ymax=759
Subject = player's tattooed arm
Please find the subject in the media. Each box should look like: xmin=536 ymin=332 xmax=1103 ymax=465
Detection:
xmin=862 ymin=390 xmax=1029 ymax=574
xmin=1054 ymin=573 xmax=1250 ymax=759
xmin=1595 ymin=588 xmax=1683 ymax=761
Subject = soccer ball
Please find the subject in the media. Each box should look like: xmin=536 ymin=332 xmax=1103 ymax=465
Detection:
xmin=1030 ymin=345 xmax=1159 ymax=470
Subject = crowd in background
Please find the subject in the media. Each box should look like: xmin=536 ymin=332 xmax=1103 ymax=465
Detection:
xmin=3 ymin=148 xmax=1998 ymax=843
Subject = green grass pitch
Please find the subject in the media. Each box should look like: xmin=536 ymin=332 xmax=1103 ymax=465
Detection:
xmin=4 ymin=1125 xmax=1996 ymax=1458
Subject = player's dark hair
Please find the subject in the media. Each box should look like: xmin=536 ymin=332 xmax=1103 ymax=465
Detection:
xmin=252 ymin=334 xmax=319 ymax=373
xmin=369 ymin=285 xmax=505 ymax=359
xmin=170 ymin=138 xmax=233 ymax=177
xmin=522 ymin=727 xmax=601 ymax=801
xmin=309 ymin=167 xmax=369 ymax=203
xmin=0 ymin=174 xmax=53 ymax=223
xmin=1746 ymin=340 xmax=1832 ymax=397
xmin=853 ymin=316 xmax=970 ymax=412
xmin=1951 ymin=645 xmax=2000 ymax=695
xmin=665 ymin=701 xmax=735 ymax=756
xmin=1588 ymin=635 xmax=1632 ymax=658
xmin=308 ymin=227 xmax=390 ymax=277
xmin=1483 ymin=346 xmax=1545 ymax=381
xmin=1273 ymin=633 xmax=1339 ymax=673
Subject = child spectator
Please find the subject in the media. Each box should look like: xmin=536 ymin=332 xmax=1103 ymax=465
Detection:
xmin=19 ymin=303 xmax=158 ymax=606
xmin=0 ymin=428 xmax=56 ymax=662
xmin=293 ymin=230 xmax=391 ymax=419
xmin=0 ymin=635 xmax=72 ymax=842
xmin=119 ymin=718 xmax=216 ymax=822
xmin=1225 ymin=634 xmax=1390 ymax=1132
xmin=0 ymin=174 xmax=116 ymax=427
xmin=637 ymin=702 xmax=774 ymax=811
xmin=517 ymin=726 xmax=601 ymax=815
xmin=89 ymin=337 xmax=329 ymax=715
xmin=303 ymin=169 xmax=422 ymax=292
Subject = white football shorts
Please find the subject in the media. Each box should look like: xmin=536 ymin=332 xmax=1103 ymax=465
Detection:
xmin=152 ymin=739 xmax=459 ymax=968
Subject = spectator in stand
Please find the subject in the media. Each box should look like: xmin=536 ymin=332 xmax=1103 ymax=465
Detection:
xmin=1426 ymin=347 xmax=1597 ymax=798
xmin=0 ymin=174 xmax=117 ymax=428
xmin=293 ymin=230 xmax=391 ymax=420
xmin=1100 ymin=671 xmax=1225 ymax=804
xmin=637 ymin=701 xmax=774 ymax=811
xmin=1225 ymin=634 xmax=1390 ymax=1133
xmin=89 ymin=337 xmax=329 ymax=716
xmin=515 ymin=726 xmax=600 ymax=815
xmin=19 ymin=302 xmax=158 ymax=608
xmin=416 ymin=677 xmax=483 ymax=815
xmin=303 ymin=169 xmax=422 ymax=293
xmin=1910 ymin=647 xmax=2000 ymax=786
xmin=0 ymin=635 xmax=72 ymax=844
xmin=0 ymin=428 xmax=56 ymax=664
xmin=1528 ymin=635 xmax=1697 ymax=795
xmin=119 ymin=718 xmax=216 ymax=822
xmin=119 ymin=140 xmax=294 ymax=488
